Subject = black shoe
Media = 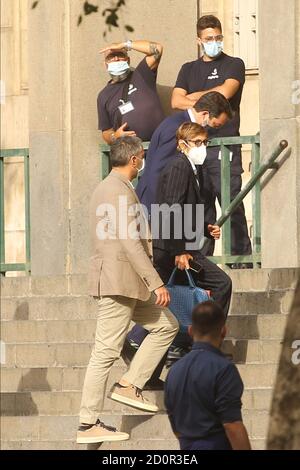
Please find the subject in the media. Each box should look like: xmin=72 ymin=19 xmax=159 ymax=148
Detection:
xmin=143 ymin=378 xmax=165 ymax=391
xmin=229 ymin=262 xmax=253 ymax=270
xmin=120 ymin=338 xmax=139 ymax=366
xmin=166 ymin=346 xmax=190 ymax=368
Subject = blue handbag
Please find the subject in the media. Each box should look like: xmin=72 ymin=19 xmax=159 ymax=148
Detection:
xmin=166 ymin=268 xmax=211 ymax=332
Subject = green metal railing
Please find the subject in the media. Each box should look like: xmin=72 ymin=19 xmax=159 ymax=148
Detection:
xmin=0 ymin=149 xmax=31 ymax=275
xmin=0 ymin=138 xmax=287 ymax=274
xmin=100 ymin=136 xmax=288 ymax=268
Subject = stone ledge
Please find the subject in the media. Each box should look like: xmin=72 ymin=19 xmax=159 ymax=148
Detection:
xmin=1 ymin=268 xmax=299 ymax=298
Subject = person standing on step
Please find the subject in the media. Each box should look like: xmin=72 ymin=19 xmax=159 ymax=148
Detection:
xmin=165 ymin=301 xmax=251 ymax=451
xmin=77 ymin=136 xmax=179 ymax=445
xmin=98 ymin=39 xmax=165 ymax=144
xmin=172 ymin=15 xmax=252 ymax=269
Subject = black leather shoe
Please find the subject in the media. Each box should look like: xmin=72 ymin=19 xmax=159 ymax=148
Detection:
xmin=166 ymin=346 xmax=190 ymax=368
xmin=229 ymin=263 xmax=253 ymax=269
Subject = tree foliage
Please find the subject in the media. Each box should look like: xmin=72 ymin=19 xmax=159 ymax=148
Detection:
xmin=31 ymin=1 xmax=134 ymax=36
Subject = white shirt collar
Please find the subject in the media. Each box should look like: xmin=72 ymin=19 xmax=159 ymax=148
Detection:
xmin=185 ymin=154 xmax=197 ymax=173
xmin=188 ymin=108 xmax=196 ymax=123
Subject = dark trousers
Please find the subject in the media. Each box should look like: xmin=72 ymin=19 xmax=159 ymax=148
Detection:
xmin=126 ymin=248 xmax=232 ymax=350
xmin=206 ymin=167 xmax=252 ymax=256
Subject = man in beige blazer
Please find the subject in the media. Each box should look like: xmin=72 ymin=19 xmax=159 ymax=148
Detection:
xmin=77 ymin=136 xmax=179 ymax=444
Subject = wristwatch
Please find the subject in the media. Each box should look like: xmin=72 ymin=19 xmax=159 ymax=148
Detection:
xmin=125 ymin=39 xmax=133 ymax=51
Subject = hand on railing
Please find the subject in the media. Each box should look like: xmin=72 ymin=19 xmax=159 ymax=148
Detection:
xmin=208 ymin=225 xmax=221 ymax=240
xmin=115 ymin=122 xmax=136 ymax=140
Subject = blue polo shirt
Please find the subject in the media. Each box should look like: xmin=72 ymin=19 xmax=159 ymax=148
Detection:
xmin=164 ymin=341 xmax=244 ymax=450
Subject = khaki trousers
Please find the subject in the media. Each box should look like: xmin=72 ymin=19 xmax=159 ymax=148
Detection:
xmin=79 ymin=293 xmax=179 ymax=424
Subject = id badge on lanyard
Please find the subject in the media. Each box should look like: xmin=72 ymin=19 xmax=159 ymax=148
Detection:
xmin=118 ymin=100 xmax=135 ymax=115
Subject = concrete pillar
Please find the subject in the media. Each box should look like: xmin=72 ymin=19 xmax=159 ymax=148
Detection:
xmin=259 ymin=0 xmax=300 ymax=268
xmin=29 ymin=0 xmax=199 ymax=276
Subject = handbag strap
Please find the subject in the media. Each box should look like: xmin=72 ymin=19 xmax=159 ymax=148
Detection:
xmin=167 ymin=267 xmax=197 ymax=288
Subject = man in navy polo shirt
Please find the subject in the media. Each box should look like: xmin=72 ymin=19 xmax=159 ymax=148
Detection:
xmin=172 ymin=15 xmax=252 ymax=267
xmin=165 ymin=301 xmax=251 ymax=451
xmin=98 ymin=39 xmax=165 ymax=144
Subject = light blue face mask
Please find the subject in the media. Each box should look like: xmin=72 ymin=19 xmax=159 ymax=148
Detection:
xmin=107 ymin=60 xmax=130 ymax=76
xmin=203 ymin=41 xmax=223 ymax=58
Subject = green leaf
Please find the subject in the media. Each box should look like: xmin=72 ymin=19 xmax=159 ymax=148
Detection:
xmin=77 ymin=15 xmax=83 ymax=26
xmin=31 ymin=1 xmax=39 ymax=9
xmin=125 ymin=25 xmax=134 ymax=32
xmin=84 ymin=1 xmax=98 ymax=16
xmin=106 ymin=11 xmax=119 ymax=28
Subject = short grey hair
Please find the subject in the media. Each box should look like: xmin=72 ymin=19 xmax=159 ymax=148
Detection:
xmin=110 ymin=136 xmax=143 ymax=167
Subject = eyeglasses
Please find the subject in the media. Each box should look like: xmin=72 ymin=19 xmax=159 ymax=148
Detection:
xmin=188 ymin=139 xmax=211 ymax=147
xmin=201 ymin=35 xmax=224 ymax=43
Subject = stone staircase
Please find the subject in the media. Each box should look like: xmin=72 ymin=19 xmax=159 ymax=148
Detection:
xmin=0 ymin=269 xmax=298 ymax=450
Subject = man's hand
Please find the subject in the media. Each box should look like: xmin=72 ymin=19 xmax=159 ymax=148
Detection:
xmin=102 ymin=123 xmax=136 ymax=145
xmin=99 ymin=43 xmax=127 ymax=54
xmin=154 ymin=286 xmax=170 ymax=307
xmin=175 ymin=253 xmax=193 ymax=271
xmin=208 ymin=224 xmax=221 ymax=240
xmin=115 ymin=122 xmax=136 ymax=139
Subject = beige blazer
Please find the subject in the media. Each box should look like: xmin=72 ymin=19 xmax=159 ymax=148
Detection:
xmin=88 ymin=170 xmax=163 ymax=301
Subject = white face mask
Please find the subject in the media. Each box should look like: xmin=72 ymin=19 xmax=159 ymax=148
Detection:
xmin=137 ymin=158 xmax=145 ymax=173
xmin=186 ymin=144 xmax=207 ymax=165
xmin=107 ymin=60 xmax=130 ymax=76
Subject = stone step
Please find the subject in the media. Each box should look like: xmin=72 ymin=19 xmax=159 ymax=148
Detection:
xmin=0 ymin=387 xmax=273 ymax=417
xmin=0 ymin=438 xmax=266 ymax=451
xmin=1 ymin=338 xmax=284 ymax=370
xmin=0 ymin=410 xmax=270 ymax=443
xmin=0 ymin=313 xmax=288 ymax=345
xmin=1 ymin=269 xmax=299 ymax=298
xmin=0 ymin=363 xmax=278 ymax=392
xmin=1 ymin=290 xmax=295 ymax=321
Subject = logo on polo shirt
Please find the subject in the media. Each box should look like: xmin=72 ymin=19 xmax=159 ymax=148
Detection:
xmin=128 ymin=83 xmax=138 ymax=95
xmin=208 ymin=68 xmax=219 ymax=80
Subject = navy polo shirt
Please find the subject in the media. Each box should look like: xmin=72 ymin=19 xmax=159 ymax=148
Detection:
xmin=97 ymin=58 xmax=165 ymax=141
xmin=164 ymin=341 xmax=244 ymax=447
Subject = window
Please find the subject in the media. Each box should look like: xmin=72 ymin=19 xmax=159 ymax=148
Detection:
xmin=234 ymin=0 xmax=259 ymax=71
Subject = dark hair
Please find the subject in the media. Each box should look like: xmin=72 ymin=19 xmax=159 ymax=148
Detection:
xmin=110 ymin=136 xmax=143 ymax=167
xmin=192 ymin=301 xmax=226 ymax=337
xmin=194 ymin=91 xmax=233 ymax=119
xmin=197 ymin=15 xmax=222 ymax=37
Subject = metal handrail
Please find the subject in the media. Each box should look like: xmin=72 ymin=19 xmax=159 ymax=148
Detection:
xmin=99 ymin=135 xmax=267 ymax=267
xmin=0 ymin=149 xmax=31 ymax=275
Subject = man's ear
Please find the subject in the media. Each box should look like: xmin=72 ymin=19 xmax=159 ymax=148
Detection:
xmin=221 ymin=325 xmax=227 ymax=340
xmin=131 ymin=155 xmax=138 ymax=167
xmin=188 ymin=325 xmax=193 ymax=338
